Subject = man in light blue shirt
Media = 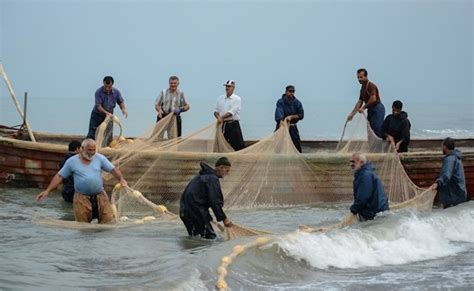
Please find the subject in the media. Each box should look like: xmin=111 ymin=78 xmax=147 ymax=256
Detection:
xmin=37 ymin=139 xmax=127 ymax=223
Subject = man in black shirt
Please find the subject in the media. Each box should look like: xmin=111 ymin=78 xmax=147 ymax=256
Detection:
xmin=381 ymin=100 xmax=411 ymax=152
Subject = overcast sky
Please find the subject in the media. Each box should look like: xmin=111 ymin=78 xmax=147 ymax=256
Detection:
xmin=0 ymin=0 xmax=472 ymax=136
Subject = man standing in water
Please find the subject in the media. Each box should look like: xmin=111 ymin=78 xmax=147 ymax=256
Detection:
xmin=179 ymin=157 xmax=233 ymax=239
xmin=347 ymin=69 xmax=385 ymax=138
xmin=36 ymin=139 xmax=127 ymax=224
xmin=214 ymin=80 xmax=245 ymax=151
xmin=275 ymin=85 xmax=304 ymax=152
xmin=59 ymin=140 xmax=81 ymax=203
xmin=349 ymin=153 xmax=389 ymax=221
xmin=431 ymin=138 xmax=467 ymax=208
xmin=86 ymin=76 xmax=128 ymax=143
xmin=155 ymin=75 xmax=190 ymax=137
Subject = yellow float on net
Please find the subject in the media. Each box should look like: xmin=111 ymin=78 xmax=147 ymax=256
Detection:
xmin=232 ymin=245 xmax=244 ymax=255
xmin=215 ymin=279 xmax=228 ymax=290
xmin=132 ymin=190 xmax=142 ymax=198
xmin=109 ymin=140 xmax=118 ymax=148
xmin=113 ymin=183 xmax=122 ymax=191
xmin=127 ymin=139 xmax=134 ymax=144
xmin=143 ymin=216 xmax=156 ymax=222
xmin=217 ymin=266 xmax=227 ymax=276
xmin=221 ymin=256 xmax=232 ymax=265
xmin=156 ymin=205 xmax=167 ymax=213
xmin=113 ymin=116 xmax=120 ymax=123
xmin=255 ymin=237 xmax=270 ymax=246
xmin=118 ymin=136 xmax=126 ymax=142
xmin=119 ymin=216 xmax=129 ymax=221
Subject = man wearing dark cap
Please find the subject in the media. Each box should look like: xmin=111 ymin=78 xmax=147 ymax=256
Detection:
xmin=179 ymin=157 xmax=233 ymax=240
xmin=214 ymin=80 xmax=245 ymax=151
xmin=86 ymin=76 xmax=128 ymax=144
xmin=275 ymin=85 xmax=304 ymax=152
xmin=347 ymin=68 xmax=385 ymax=138
xmin=381 ymin=100 xmax=411 ymax=152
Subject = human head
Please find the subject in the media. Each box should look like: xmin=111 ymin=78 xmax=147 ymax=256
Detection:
xmin=357 ymin=68 xmax=368 ymax=84
xmin=392 ymin=100 xmax=403 ymax=116
xmin=224 ymin=80 xmax=235 ymax=97
xmin=215 ymin=156 xmax=232 ymax=178
xmin=350 ymin=153 xmax=366 ymax=171
xmin=68 ymin=140 xmax=81 ymax=153
xmin=285 ymin=85 xmax=295 ymax=98
xmin=442 ymin=137 xmax=455 ymax=155
xmin=169 ymin=75 xmax=180 ymax=91
xmin=81 ymin=138 xmax=97 ymax=161
xmin=103 ymin=76 xmax=114 ymax=93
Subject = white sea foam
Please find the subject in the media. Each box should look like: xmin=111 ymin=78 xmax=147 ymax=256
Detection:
xmin=277 ymin=202 xmax=474 ymax=269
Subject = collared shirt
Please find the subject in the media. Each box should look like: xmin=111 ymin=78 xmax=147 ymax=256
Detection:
xmin=58 ymin=153 xmax=115 ymax=196
xmin=215 ymin=94 xmax=241 ymax=121
xmin=275 ymin=94 xmax=304 ymax=124
xmin=94 ymin=86 xmax=124 ymax=113
xmin=155 ymin=89 xmax=188 ymax=114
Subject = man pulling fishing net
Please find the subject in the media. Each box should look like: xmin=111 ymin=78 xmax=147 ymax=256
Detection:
xmin=179 ymin=157 xmax=233 ymax=239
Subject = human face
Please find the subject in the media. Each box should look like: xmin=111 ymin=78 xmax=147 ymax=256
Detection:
xmin=350 ymin=154 xmax=364 ymax=171
xmin=216 ymin=165 xmax=231 ymax=178
xmin=81 ymin=143 xmax=97 ymax=161
xmin=286 ymin=89 xmax=295 ymax=98
xmin=225 ymin=85 xmax=235 ymax=96
xmin=357 ymin=72 xmax=368 ymax=84
xmin=103 ymin=82 xmax=113 ymax=93
xmin=392 ymin=106 xmax=401 ymax=116
xmin=169 ymin=79 xmax=179 ymax=91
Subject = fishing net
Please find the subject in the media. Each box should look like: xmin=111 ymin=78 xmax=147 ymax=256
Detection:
xmin=94 ymin=112 xmax=435 ymax=218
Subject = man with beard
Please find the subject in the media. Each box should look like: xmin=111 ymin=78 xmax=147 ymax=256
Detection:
xmin=274 ymin=85 xmax=304 ymax=152
xmin=36 ymin=139 xmax=127 ymax=223
xmin=179 ymin=157 xmax=233 ymax=239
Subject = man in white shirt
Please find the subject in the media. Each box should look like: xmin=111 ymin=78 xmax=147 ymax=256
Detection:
xmin=155 ymin=75 xmax=190 ymax=137
xmin=213 ymin=80 xmax=245 ymax=150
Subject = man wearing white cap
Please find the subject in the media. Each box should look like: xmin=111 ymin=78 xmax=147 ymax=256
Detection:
xmin=213 ymin=80 xmax=245 ymax=151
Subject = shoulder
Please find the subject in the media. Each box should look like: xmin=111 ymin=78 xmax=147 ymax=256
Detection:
xmin=95 ymin=87 xmax=103 ymax=94
xmin=232 ymin=94 xmax=241 ymax=100
xmin=96 ymin=153 xmax=110 ymax=162
xmin=368 ymin=82 xmax=378 ymax=90
xmin=113 ymin=88 xmax=122 ymax=95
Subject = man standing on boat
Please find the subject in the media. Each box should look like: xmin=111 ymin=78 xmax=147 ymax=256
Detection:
xmin=214 ymin=80 xmax=245 ymax=151
xmin=155 ymin=75 xmax=190 ymax=138
xmin=86 ymin=76 xmax=128 ymax=143
xmin=347 ymin=68 xmax=385 ymax=138
xmin=431 ymin=138 xmax=467 ymax=209
xmin=381 ymin=100 xmax=411 ymax=153
xmin=349 ymin=153 xmax=389 ymax=221
xmin=59 ymin=140 xmax=81 ymax=203
xmin=179 ymin=157 xmax=233 ymax=239
xmin=36 ymin=139 xmax=127 ymax=224
xmin=274 ymin=85 xmax=304 ymax=153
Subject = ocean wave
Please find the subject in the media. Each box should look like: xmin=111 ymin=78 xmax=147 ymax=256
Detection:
xmin=276 ymin=202 xmax=474 ymax=269
xmin=412 ymin=128 xmax=474 ymax=138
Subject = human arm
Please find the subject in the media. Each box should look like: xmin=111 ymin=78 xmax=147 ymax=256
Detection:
xmin=111 ymin=168 xmax=127 ymax=187
xmin=118 ymin=102 xmax=128 ymax=118
xmin=436 ymin=156 xmax=455 ymax=188
xmin=359 ymin=84 xmax=378 ymax=112
xmin=36 ymin=173 xmax=64 ymax=201
xmin=155 ymin=91 xmax=164 ymax=118
xmin=347 ymin=100 xmax=363 ymax=121
xmin=350 ymin=172 xmax=374 ymax=214
xmin=207 ymin=178 xmax=230 ymax=225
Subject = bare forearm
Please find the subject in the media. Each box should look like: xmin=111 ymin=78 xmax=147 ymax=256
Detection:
xmin=45 ymin=174 xmax=63 ymax=193
xmin=96 ymin=105 xmax=109 ymax=115
xmin=351 ymin=100 xmax=362 ymax=114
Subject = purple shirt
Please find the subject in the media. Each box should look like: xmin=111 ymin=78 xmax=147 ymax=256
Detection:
xmin=94 ymin=86 xmax=124 ymax=114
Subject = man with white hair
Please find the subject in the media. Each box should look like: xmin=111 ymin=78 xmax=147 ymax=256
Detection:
xmin=349 ymin=153 xmax=389 ymax=221
xmin=36 ymin=139 xmax=127 ymax=224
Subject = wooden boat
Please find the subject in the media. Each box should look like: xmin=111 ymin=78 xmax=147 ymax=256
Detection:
xmin=1 ymin=127 xmax=473 ymax=201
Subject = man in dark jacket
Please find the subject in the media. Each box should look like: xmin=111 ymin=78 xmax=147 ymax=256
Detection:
xmin=432 ymin=138 xmax=467 ymax=208
xmin=275 ymin=85 xmax=304 ymax=152
xmin=349 ymin=153 xmax=389 ymax=221
xmin=179 ymin=157 xmax=233 ymax=239
xmin=59 ymin=140 xmax=81 ymax=202
xmin=381 ymin=100 xmax=411 ymax=152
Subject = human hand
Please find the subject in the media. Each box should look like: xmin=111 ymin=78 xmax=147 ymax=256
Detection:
xmin=120 ymin=178 xmax=128 ymax=188
xmin=122 ymin=109 xmax=128 ymax=119
xmin=431 ymin=183 xmax=438 ymax=190
xmin=173 ymin=108 xmax=181 ymax=116
xmin=357 ymin=107 xmax=365 ymax=114
xmin=223 ymin=218 xmax=233 ymax=227
xmin=346 ymin=114 xmax=354 ymax=122
xmin=36 ymin=190 xmax=49 ymax=202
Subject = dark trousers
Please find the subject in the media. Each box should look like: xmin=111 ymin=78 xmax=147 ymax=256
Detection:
xmin=367 ymin=102 xmax=385 ymax=138
xmin=87 ymin=110 xmax=113 ymax=145
xmin=222 ymin=120 xmax=245 ymax=151
xmin=156 ymin=113 xmax=182 ymax=137
xmin=289 ymin=126 xmax=302 ymax=153
xmin=180 ymin=214 xmax=216 ymax=239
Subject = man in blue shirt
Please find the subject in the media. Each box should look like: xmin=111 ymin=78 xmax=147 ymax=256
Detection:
xmin=275 ymin=85 xmax=304 ymax=152
xmin=36 ymin=139 xmax=127 ymax=223
xmin=432 ymin=138 xmax=467 ymax=208
xmin=59 ymin=140 xmax=81 ymax=203
xmin=86 ymin=76 xmax=128 ymax=145
xmin=349 ymin=153 xmax=389 ymax=221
